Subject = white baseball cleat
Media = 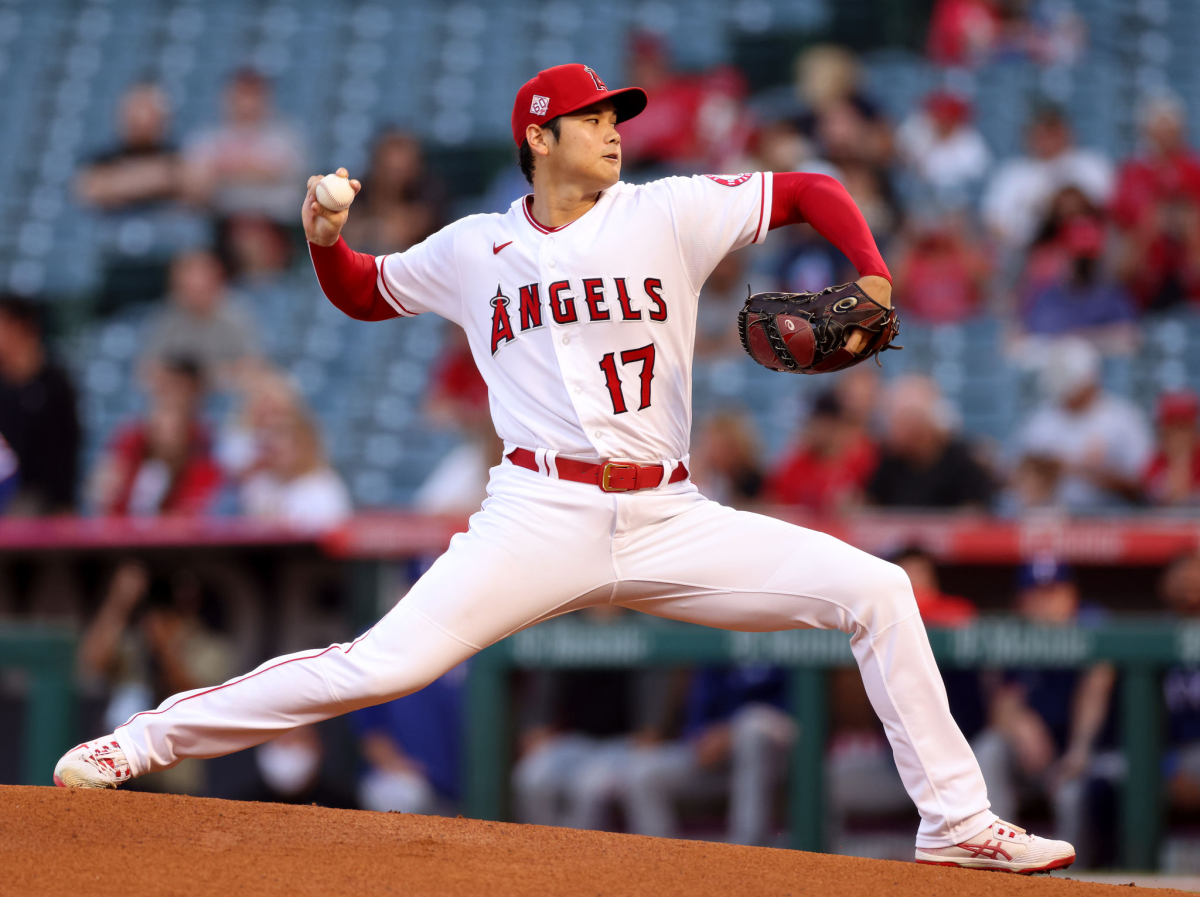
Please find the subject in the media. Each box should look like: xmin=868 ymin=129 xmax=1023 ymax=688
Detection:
xmin=53 ymin=737 xmax=134 ymax=789
xmin=914 ymin=820 xmax=1075 ymax=874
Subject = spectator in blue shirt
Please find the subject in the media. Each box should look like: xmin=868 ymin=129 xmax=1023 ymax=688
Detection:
xmin=1019 ymin=215 xmax=1137 ymax=349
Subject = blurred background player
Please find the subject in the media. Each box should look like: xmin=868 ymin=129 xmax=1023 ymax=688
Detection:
xmin=77 ymin=561 xmax=236 ymax=795
xmin=1161 ymin=552 xmax=1200 ymax=815
xmin=972 ymin=560 xmax=1117 ymax=867
xmin=626 ymin=664 xmax=794 ymax=846
xmin=353 ymin=664 xmax=467 ymax=816
xmin=512 ymin=605 xmax=674 ymax=831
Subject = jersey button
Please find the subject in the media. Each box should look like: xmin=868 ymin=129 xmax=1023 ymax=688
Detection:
xmin=548 ymin=259 xmax=556 ymax=268
xmin=574 ymin=386 xmax=582 ymax=394
xmin=561 ymin=336 xmax=570 ymax=345
xmin=594 ymin=431 xmax=602 ymax=439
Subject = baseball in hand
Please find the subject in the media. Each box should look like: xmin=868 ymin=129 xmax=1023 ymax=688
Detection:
xmin=315 ymin=174 xmax=355 ymax=211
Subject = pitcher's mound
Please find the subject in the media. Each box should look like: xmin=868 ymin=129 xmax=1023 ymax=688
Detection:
xmin=0 ymin=785 xmax=1184 ymax=897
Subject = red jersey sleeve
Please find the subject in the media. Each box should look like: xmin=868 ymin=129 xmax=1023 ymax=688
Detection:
xmin=770 ymin=172 xmax=891 ymax=282
xmin=308 ymin=238 xmax=399 ymax=322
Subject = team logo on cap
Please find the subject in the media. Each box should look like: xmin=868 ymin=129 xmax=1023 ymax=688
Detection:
xmin=583 ymin=66 xmax=606 ymax=90
xmin=530 ymin=95 xmax=550 ymax=116
xmin=705 ymin=174 xmax=753 ymax=187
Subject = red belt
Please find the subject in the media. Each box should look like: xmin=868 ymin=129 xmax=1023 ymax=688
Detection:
xmin=506 ymin=448 xmax=689 ymax=493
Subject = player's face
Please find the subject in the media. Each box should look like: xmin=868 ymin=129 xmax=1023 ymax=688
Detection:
xmin=547 ymin=100 xmax=621 ymax=191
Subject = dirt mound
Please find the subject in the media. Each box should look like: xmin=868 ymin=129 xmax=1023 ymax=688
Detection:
xmin=0 ymin=785 xmax=1184 ymax=897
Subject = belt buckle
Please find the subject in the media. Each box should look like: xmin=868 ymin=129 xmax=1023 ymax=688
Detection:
xmin=600 ymin=461 xmax=639 ymax=493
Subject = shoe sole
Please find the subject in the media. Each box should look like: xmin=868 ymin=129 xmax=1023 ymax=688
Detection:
xmin=915 ymin=855 xmax=1075 ymax=875
xmin=53 ymin=765 xmax=118 ymax=789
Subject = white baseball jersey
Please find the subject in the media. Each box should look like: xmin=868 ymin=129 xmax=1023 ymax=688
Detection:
xmin=374 ymin=172 xmax=774 ymax=462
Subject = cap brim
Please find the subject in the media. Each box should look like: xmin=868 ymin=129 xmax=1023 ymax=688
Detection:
xmin=562 ymin=86 xmax=648 ymax=124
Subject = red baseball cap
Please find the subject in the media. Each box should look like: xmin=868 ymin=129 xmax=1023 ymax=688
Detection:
xmin=925 ymin=90 xmax=971 ymax=127
xmin=511 ymin=64 xmax=648 ymax=147
xmin=1062 ymin=217 xmax=1105 ymax=258
xmin=1158 ymin=390 xmax=1200 ymax=426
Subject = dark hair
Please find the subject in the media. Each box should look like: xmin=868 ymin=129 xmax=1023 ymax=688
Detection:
xmin=0 ymin=294 xmax=42 ymax=336
xmin=161 ymin=354 xmax=205 ymax=388
xmin=518 ymin=116 xmax=562 ymax=186
xmin=810 ymin=390 xmax=843 ymax=420
xmin=1030 ymin=102 xmax=1067 ymax=130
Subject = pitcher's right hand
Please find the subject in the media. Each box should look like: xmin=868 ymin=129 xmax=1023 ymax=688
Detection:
xmin=302 ymin=167 xmax=361 ymax=246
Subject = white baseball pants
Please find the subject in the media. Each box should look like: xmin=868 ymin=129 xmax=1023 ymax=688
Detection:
xmin=115 ymin=461 xmax=995 ymax=847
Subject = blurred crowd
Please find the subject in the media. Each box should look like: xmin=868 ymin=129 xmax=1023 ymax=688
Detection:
xmin=1 ymin=15 xmax=1197 ymax=526
xmin=0 ymin=68 xmax=453 ymax=525
xmin=687 ymin=339 xmax=1193 ymax=517
xmin=639 ymin=23 xmax=1200 ymax=518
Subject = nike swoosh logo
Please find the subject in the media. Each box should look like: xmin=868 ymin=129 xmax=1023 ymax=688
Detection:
xmin=493 ymin=241 xmax=513 ymax=255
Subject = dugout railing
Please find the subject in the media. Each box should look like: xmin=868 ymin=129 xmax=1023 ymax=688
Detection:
xmin=463 ymin=617 xmax=1190 ymax=870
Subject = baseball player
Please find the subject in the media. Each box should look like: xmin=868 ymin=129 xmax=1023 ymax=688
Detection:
xmin=57 ymin=64 xmax=1073 ymax=874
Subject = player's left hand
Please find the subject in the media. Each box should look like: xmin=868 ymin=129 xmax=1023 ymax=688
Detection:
xmin=845 ymin=275 xmax=892 ymax=354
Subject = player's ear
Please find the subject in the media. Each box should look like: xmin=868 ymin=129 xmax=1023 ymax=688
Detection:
xmin=526 ymin=123 xmax=553 ymax=157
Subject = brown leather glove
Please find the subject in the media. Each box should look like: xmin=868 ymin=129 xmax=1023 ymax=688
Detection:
xmin=738 ymin=282 xmax=901 ymax=375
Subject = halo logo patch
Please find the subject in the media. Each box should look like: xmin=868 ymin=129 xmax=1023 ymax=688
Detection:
xmin=583 ymin=66 xmax=607 ymax=90
xmin=705 ymin=173 xmax=753 ymax=187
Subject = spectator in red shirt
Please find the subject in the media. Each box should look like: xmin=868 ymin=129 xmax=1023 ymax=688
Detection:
xmin=90 ymin=357 xmax=221 ymax=516
xmin=1021 ymin=185 xmax=1103 ymax=290
xmin=927 ymin=0 xmax=1000 ymax=67
xmin=891 ymin=211 xmax=989 ymax=324
xmin=618 ymin=32 xmax=750 ymax=173
xmin=765 ymin=392 xmax=876 ymax=514
xmin=927 ymin=0 xmax=1083 ymax=69
xmin=1144 ymin=391 xmax=1200 ymax=507
xmin=893 ymin=546 xmax=977 ymax=628
xmin=1112 ymin=94 xmax=1200 ymax=310
xmin=425 ymin=325 xmax=490 ymax=433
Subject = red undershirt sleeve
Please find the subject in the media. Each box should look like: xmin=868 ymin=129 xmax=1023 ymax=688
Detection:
xmin=769 ymin=172 xmax=892 ymax=282
xmin=308 ymin=237 xmax=400 ymax=322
